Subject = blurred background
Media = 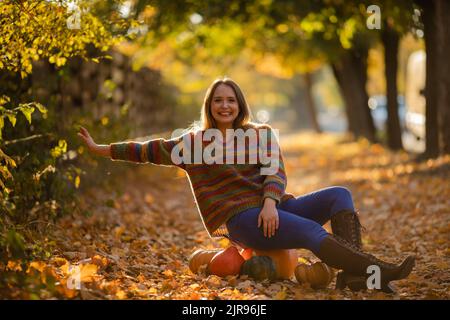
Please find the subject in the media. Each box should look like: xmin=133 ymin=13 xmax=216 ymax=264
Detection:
xmin=0 ymin=0 xmax=449 ymax=273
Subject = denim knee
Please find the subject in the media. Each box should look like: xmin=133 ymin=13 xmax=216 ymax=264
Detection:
xmin=329 ymin=186 xmax=355 ymax=213
xmin=331 ymin=186 xmax=352 ymax=198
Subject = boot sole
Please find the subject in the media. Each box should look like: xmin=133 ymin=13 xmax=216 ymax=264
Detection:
xmin=346 ymin=278 xmax=397 ymax=294
xmin=337 ymin=272 xmax=367 ymax=291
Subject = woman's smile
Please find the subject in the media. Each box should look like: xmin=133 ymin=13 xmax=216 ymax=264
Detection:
xmin=216 ymin=110 xmax=234 ymax=118
xmin=211 ymin=83 xmax=239 ymax=129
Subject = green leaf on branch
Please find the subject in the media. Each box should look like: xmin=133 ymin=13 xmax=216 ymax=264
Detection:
xmin=0 ymin=148 xmax=17 ymax=168
xmin=6 ymin=113 xmax=17 ymax=127
xmin=33 ymin=102 xmax=47 ymax=115
xmin=0 ymin=95 xmax=10 ymax=106
xmin=50 ymin=140 xmax=67 ymax=159
xmin=0 ymin=117 xmax=4 ymax=139
xmin=20 ymin=106 xmax=35 ymax=124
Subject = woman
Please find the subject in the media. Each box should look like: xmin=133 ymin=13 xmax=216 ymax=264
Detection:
xmin=78 ymin=76 xmax=415 ymax=292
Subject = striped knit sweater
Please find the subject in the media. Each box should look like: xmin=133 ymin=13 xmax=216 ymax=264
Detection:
xmin=109 ymin=124 xmax=294 ymax=237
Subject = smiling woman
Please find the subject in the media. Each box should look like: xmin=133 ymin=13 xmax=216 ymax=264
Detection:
xmin=199 ymin=77 xmax=252 ymax=134
xmin=78 ymin=76 xmax=415 ymax=294
xmin=210 ymin=84 xmax=240 ymax=133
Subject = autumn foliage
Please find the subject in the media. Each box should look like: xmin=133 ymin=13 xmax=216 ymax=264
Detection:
xmin=1 ymin=133 xmax=448 ymax=299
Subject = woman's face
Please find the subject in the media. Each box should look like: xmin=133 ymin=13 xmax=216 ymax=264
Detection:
xmin=210 ymin=83 xmax=239 ymax=129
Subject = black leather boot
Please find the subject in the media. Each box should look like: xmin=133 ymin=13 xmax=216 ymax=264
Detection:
xmin=331 ymin=209 xmax=364 ymax=249
xmin=316 ymin=234 xmax=415 ymax=292
xmin=330 ymin=210 xmax=367 ymax=291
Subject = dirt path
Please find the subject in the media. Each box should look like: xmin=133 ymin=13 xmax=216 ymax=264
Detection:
xmin=23 ymin=132 xmax=450 ymax=299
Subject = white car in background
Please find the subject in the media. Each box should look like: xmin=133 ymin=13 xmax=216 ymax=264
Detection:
xmin=404 ymin=50 xmax=426 ymax=141
xmin=367 ymin=50 xmax=426 ymax=153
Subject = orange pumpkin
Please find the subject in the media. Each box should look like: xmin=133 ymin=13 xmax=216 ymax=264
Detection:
xmin=240 ymin=248 xmax=254 ymax=260
xmin=294 ymin=262 xmax=334 ymax=289
xmin=208 ymin=246 xmax=245 ymax=277
xmin=188 ymin=249 xmax=222 ymax=274
xmin=254 ymin=249 xmax=298 ymax=280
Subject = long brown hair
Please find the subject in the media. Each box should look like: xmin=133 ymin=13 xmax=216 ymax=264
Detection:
xmin=199 ymin=77 xmax=254 ymax=130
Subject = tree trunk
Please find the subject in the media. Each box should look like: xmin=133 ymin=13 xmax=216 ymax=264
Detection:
xmin=420 ymin=0 xmax=440 ymax=158
xmin=331 ymin=63 xmax=359 ymax=136
xmin=291 ymin=77 xmax=310 ymax=130
xmin=303 ymin=72 xmax=322 ymax=133
xmin=435 ymin=0 xmax=450 ymax=154
xmin=353 ymin=48 xmax=377 ymax=144
xmin=382 ymin=25 xmax=403 ymax=150
xmin=332 ymin=48 xmax=377 ymax=142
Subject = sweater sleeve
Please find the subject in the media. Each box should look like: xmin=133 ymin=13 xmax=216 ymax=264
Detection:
xmin=109 ymin=131 xmax=191 ymax=169
xmin=259 ymin=126 xmax=288 ymax=204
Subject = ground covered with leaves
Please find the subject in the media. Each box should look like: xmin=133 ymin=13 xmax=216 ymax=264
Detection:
xmin=2 ymin=132 xmax=449 ymax=299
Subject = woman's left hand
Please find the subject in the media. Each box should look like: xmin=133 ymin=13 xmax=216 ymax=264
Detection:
xmin=258 ymin=198 xmax=279 ymax=238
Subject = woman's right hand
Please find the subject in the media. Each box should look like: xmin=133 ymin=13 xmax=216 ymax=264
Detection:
xmin=77 ymin=126 xmax=99 ymax=154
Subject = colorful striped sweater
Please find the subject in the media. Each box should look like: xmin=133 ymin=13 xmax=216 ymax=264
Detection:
xmin=109 ymin=124 xmax=294 ymax=237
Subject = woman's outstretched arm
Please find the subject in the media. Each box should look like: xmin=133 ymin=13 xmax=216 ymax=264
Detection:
xmin=77 ymin=126 xmax=189 ymax=169
xmin=77 ymin=126 xmax=111 ymax=157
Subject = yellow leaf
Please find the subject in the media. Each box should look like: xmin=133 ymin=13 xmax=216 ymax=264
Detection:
xmin=60 ymin=263 xmax=98 ymax=283
xmin=116 ymin=290 xmax=127 ymax=299
xmin=56 ymin=57 xmax=66 ymax=66
xmin=189 ymin=283 xmax=200 ymax=290
xmin=57 ymin=279 xmax=79 ymax=298
xmin=79 ymin=263 xmax=98 ymax=282
xmin=59 ymin=262 xmax=70 ymax=275
xmin=188 ymin=292 xmax=201 ymax=300
xmin=27 ymin=261 xmax=46 ymax=273
xmin=114 ymin=226 xmax=125 ymax=239
xmin=91 ymin=255 xmax=108 ymax=269
xmin=6 ymin=260 xmax=23 ymax=272
xmin=274 ymin=289 xmax=287 ymax=300
xmin=144 ymin=193 xmax=154 ymax=204
xmin=162 ymin=269 xmax=174 ymax=277
xmin=101 ymin=116 xmax=109 ymax=126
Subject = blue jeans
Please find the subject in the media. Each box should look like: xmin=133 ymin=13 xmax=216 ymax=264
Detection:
xmin=225 ymin=186 xmax=355 ymax=254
